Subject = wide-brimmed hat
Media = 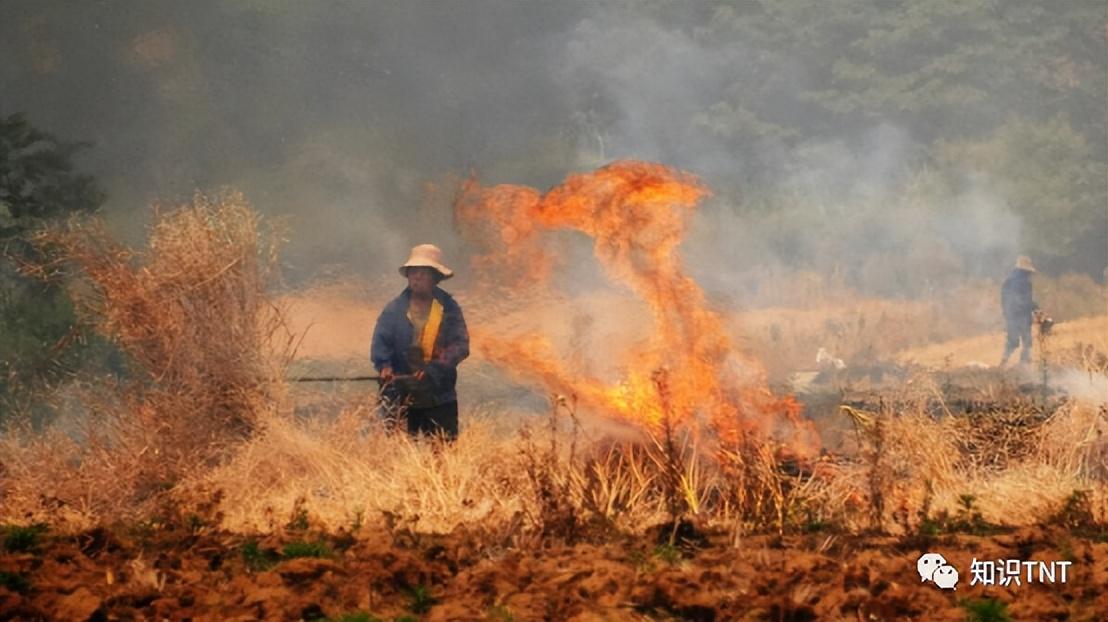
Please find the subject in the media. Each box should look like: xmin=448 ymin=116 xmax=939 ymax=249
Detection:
xmin=399 ymin=243 xmax=454 ymax=280
xmin=1015 ymin=255 xmax=1036 ymax=273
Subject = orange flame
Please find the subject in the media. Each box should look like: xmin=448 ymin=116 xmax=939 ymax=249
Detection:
xmin=455 ymin=160 xmax=817 ymax=455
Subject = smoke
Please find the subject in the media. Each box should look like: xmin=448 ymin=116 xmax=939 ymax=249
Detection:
xmin=544 ymin=9 xmax=1034 ymax=305
xmin=1052 ymin=368 xmax=1108 ymax=405
xmin=0 ymin=2 xmax=587 ymax=282
xmin=555 ymin=13 xmax=745 ymax=177
xmin=0 ymin=1 xmax=1097 ymax=294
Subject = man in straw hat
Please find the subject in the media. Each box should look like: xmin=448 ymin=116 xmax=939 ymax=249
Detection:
xmin=999 ymin=255 xmax=1038 ymax=367
xmin=371 ymin=244 xmax=469 ymax=439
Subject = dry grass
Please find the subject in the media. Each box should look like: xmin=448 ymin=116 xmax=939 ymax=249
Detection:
xmin=738 ymin=274 xmax=1107 ymax=379
xmin=4 ymin=364 xmax=1105 ymax=541
xmin=174 ymin=378 xmax=1105 ymax=540
xmin=1 ymin=196 xmax=1104 ymax=547
xmin=894 ymin=314 xmax=1108 ymax=370
xmin=172 ymin=401 xmax=799 ymax=545
xmin=800 ymin=381 xmax=1108 ymax=534
xmin=176 ymin=407 xmax=529 ymax=536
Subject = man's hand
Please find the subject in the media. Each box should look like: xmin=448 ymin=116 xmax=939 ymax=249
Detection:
xmin=413 ymin=369 xmax=426 ymax=382
xmin=380 ymin=367 xmax=395 ymax=383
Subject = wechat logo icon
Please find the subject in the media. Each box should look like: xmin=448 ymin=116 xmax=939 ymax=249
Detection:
xmin=917 ymin=552 xmax=959 ymax=590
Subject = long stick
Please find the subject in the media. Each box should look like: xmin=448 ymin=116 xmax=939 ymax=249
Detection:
xmin=290 ymin=375 xmax=383 ymax=383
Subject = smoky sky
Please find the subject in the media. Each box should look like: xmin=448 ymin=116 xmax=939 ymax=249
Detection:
xmin=2 ymin=1 xmax=1105 ymax=292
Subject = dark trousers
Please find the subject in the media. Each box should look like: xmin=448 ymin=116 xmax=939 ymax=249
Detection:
xmin=406 ymin=401 xmax=458 ymax=440
xmin=1002 ymin=317 xmax=1033 ymax=364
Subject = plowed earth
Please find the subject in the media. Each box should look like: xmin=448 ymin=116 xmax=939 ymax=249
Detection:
xmin=1 ymin=524 xmax=1104 ymax=621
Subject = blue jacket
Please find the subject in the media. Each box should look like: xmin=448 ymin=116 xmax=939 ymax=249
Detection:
xmin=1001 ymin=269 xmax=1037 ymax=323
xmin=371 ymin=287 xmax=469 ymax=407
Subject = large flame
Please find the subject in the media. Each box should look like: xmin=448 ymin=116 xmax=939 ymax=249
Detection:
xmin=455 ymin=160 xmax=815 ymax=454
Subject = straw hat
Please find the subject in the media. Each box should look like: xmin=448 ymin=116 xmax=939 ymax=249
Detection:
xmin=1015 ymin=255 xmax=1036 ymax=273
xmin=399 ymin=244 xmax=454 ymax=280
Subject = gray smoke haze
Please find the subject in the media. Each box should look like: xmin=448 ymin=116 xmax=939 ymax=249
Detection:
xmin=2 ymin=1 xmax=1103 ymax=294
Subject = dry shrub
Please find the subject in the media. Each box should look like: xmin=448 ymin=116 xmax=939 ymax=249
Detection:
xmin=799 ymin=408 xmax=962 ymax=534
xmin=800 ymin=376 xmax=1108 ymax=532
xmin=0 ymin=191 xmax=290 ymax=526
xmin=539 ymin=398 xmax=811 ymax=542
xmin=572 ymin=442 xmax=663 ymax=528
xmin=715 ymin=439 xmax=795 ymax=537
xmin=560 ymin=423 xmax=810 ymax=542
xmin=0 ymin=426 xmax=102 ymax=529
xmin=516 ymin=397 xmax=583 ymax=541
xmin=947 ymin=397 xmax=1108 ymax=526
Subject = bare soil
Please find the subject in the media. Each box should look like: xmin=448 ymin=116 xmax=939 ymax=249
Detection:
xmin=1 ymin=522 xmax=1104 ymax=621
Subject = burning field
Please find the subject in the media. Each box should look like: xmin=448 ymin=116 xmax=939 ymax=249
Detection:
xmin=1 ymin=163 xmax=1107 ymax=620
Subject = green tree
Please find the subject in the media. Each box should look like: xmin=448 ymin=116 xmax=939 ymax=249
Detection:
xmin=701 ymin=0 xmax=1104 ymax=150
xmin=934 ymin=115 xmax=1107 ymax=266
xmin=689 ymin=0 xmax=1106 ymax=276
xmin=0 ymin=115 xmax=103 ymax=228
xmin=0 ymin=114 xmax=105 ymax=421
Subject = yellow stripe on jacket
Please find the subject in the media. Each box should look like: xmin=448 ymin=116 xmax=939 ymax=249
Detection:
xmin=419 ymin=298 xmax=444 ymax=362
